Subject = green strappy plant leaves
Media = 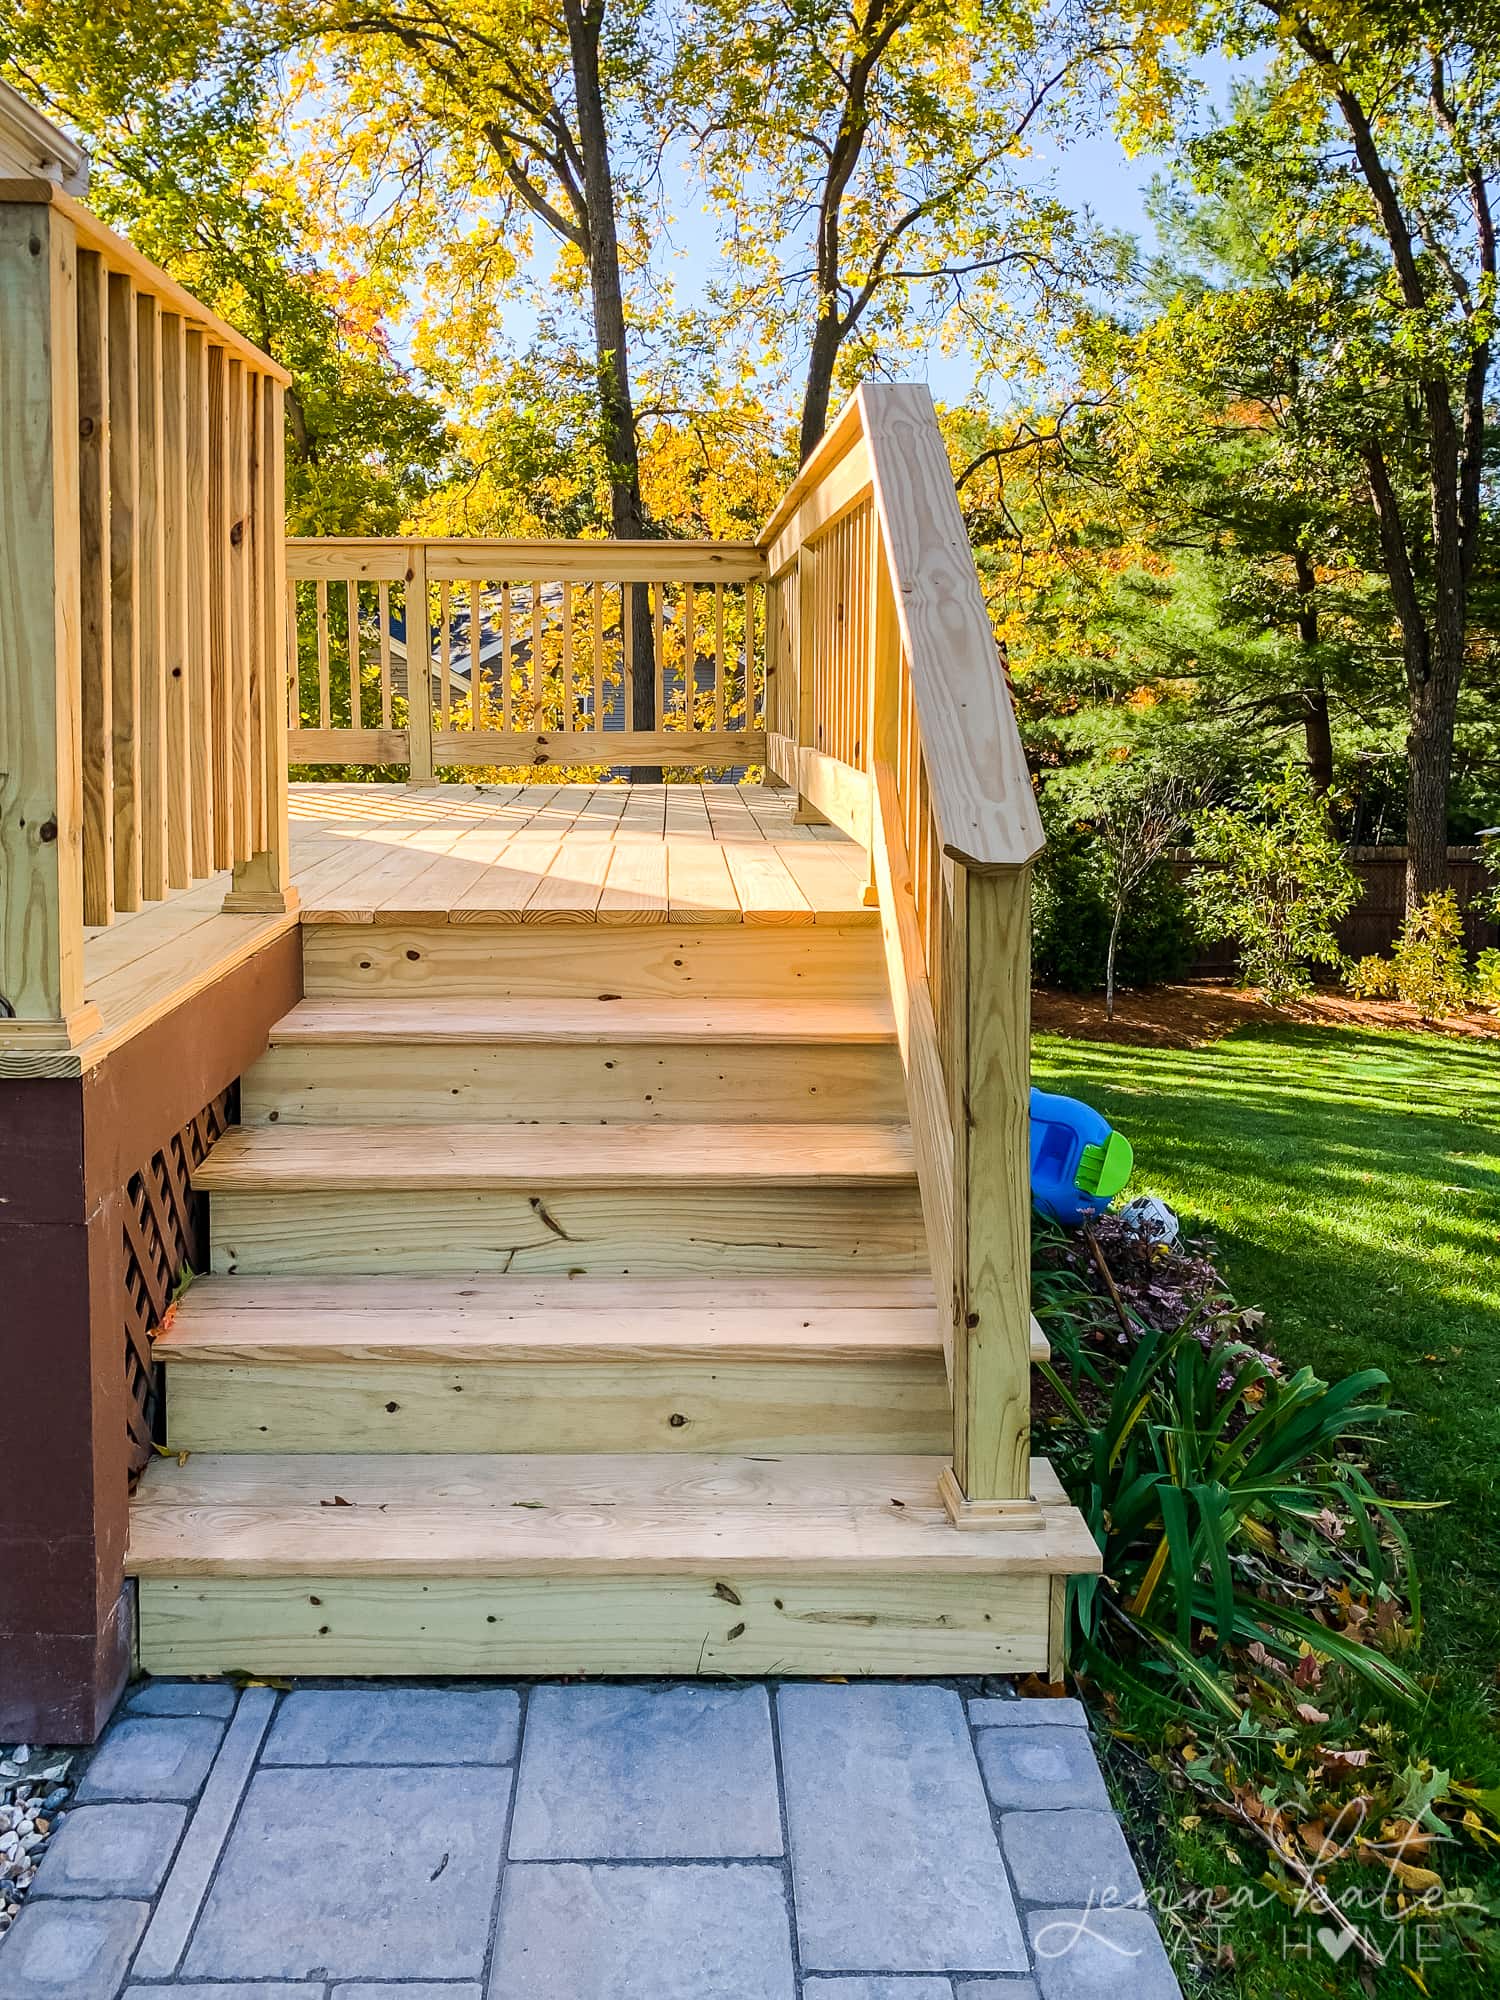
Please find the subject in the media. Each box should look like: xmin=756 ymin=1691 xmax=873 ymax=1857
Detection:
xmin=1040 ymin=1314 xmax=1425 ymax=1720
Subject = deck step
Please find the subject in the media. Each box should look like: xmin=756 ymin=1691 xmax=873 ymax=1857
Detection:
xmin=200 ymin=1121 xmax=925 ymax=1279
xmin=243 ymin=997 xmax=905 ymax=1125
xmin=157 ymin=1275 xmax=1044 ymax=1456
xmin=196 ymin=1120 xmax=916 ymax=1190
xmin=264 ymin=998 xmax=900 ymax=1045
xmin=128 ymin=1451 xmax=1099 ymax=1676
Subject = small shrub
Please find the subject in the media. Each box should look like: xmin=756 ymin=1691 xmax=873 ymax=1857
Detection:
xmin=1188 ymin=764 xmax=1360 ymax=1000
xmin=1033 ymin=832 xmax=1197 ymax=993
xmin=1475 ymin=946 xmax=1500 ymax=1013
xmin=1347 ymin=952 xmax=1397 ymax=999
xmin=1346 ymin=889 xmax=1473 ymax=1018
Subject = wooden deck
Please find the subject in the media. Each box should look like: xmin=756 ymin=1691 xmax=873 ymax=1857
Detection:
xmin=5 ymin=785 xmax=869 ymax=1078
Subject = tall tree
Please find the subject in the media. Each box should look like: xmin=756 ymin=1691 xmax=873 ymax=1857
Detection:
xmin=283 ymin=0 xmax=666 ymax=731
xmin=683 ymin=0 xmax=1115 ymax=462
xmin=0 ymin=0 xmax=449 ymax=534
xmin=1131 ymin=0 xmax=1498 ymax=901
xmin=1088 ymin=166 xmax=1396 ymax=796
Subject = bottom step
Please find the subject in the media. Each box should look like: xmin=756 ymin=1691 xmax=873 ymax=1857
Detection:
xmin=129 ymin=1453 xmax=1098 ymax=1677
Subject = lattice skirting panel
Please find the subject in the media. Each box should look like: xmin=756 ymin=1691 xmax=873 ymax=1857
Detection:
xmin=122 ymin=1087 xmax=237 ymax=1475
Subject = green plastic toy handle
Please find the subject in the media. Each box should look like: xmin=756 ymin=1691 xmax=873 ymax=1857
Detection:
xmin=1075 ymin=1130 xmax=1134 ymax=1201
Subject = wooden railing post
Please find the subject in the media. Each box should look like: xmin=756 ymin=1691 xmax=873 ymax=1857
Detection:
xmin=404 ymin=541 xmax=435 ymax=786
xmin=224 ymin=378 xmax=297 ymax=914
xmin=940 ymin=862 xmax=1035 ymax=1523
xmin=0 ymin=199 xmax=101 ymax=1052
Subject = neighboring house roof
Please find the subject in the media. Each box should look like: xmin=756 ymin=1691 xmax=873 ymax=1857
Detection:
xmin=0 ymin=79 xmax=90 ymax=195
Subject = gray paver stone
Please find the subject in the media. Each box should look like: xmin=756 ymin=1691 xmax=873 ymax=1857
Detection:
xmin=126 ymin=1679 xmax=239 ymax=1718
xmin=125 ymin=1988 xmax=325 ymax=1999
xmin=999 ymin=1811 xmax=1143 ymax=1907
xmin=184 ymin=1763 xmax=511 ymax=1982
xmin=967 ymin=1699 xmax=1087 ymax=1732
xmin=488 ymin=1861 xmax=795 ymax=2000
xmin=334 ymin=1987 xmax=484 ymax=1999
xmin=509 ymin=1683 xmax=781 ymax=1859
xmin=1026 ymin=1907 xmax=1181 ymax=2000
xmin=131 ymin=1685 xmax=277 ymax=1983
xmin=802 ymin=1980 xmax=955 ymax=1997
xmin=264 ymin=1686 xmax=520 ymax=1766
xmin=975 ymin=1727 xmax=1110 ymax=1813
xmin=779 ymin=1684 xmax=1028 ymax=1975
xmin=74 ymin=1715 xmax=224 ymax=1803
xmin=30 ymin=1801 xmax=186 ymax=1899
xmin=0 ymin=1897 xmax=149 ymax=1999
xmin=954 ymin=1983 xmax=1041 ymax=1996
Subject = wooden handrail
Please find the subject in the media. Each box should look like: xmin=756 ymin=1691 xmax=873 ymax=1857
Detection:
xmin=0 ymin=180 xmax=294 ymax=1057
xmin=859 ymin=387 xmax=1044 ymax=872
xmin=757 ymin=383 xmax=1041 ymax=1523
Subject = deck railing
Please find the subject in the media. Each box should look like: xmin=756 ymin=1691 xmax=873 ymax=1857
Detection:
xmin=0 ymin=179 xmax=295 ymax=1054
xmin=759 ymin=384 xmax=1045 ymax=1523
xmin=285 ymin=538 xmax=765 ymax=775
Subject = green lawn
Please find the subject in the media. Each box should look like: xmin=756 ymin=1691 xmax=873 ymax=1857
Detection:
xmin=1032 ymin=1021 xmax=1500 ymax=1996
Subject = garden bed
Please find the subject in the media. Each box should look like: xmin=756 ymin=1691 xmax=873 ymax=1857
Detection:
xmin=1033 ymin=980 xmax=1500 ymax=1049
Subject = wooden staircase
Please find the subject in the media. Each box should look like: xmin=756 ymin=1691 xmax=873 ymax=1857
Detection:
xmin=128 ymin=916 xmax=1096 ymax=1677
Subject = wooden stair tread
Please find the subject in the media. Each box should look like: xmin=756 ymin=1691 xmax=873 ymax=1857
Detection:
xmin=128 ymin=1452 xmax=1100 ymax=1577
xmin=159 ymin=1273 xmax=941 ymax=1362
xmin=196 ymin=1121 xmax=917 ymax=1191
xmin=157 ymin=1275 xmax=1047 ymax=1365
xmin=267 ymin=997 xmax=898 ymax=1046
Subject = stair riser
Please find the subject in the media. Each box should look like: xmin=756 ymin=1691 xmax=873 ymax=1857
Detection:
xmin=302 ymin=923 xmax=888 ymax=1001
xmin=162 ymin=1355 xmax=951 ymax=1455
xmin=137 ymin=1572 xmax=1052 ymax=1676
xmin=209 ymin=1186 xmax=927 ymax=1278
xmin=243 ymin=1040 xmax=907 ymax=1125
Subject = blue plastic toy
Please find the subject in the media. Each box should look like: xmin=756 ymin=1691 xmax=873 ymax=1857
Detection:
xmin=1029 ymin=1087 xmax=1133 ymax=1226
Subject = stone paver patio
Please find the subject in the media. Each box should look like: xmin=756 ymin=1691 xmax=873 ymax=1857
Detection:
xmin=0 ymin=1680 xmax=1181 ymax=2000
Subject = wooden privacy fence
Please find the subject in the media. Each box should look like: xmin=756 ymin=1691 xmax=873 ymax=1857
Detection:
xmin=285 ymin=539 xmax=765 ymax=775
xmin=760 ymin=384 xmax=1046 ymax=1524
xmin=0 ymin=179 xmax=294 ymax=1053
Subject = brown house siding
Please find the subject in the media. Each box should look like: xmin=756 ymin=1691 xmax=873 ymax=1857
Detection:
xmin=0 ymin=927 xmax=300 ymax=1742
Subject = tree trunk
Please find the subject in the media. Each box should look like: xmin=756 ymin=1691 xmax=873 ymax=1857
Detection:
xmin=1405 ymin=648 xmax=1461 ymax=903
xmin=564 ymin=0 xmax=659 ymax=774
xmin=800 ymin=309 xmax=841 ymax=465
xmin=1105 ymin=896 xmax=1124 ymax=1022
xmin=1291 ymin=551 xmax=1334 ymax=794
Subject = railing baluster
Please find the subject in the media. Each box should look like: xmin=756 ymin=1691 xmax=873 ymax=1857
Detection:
xmin=226 ymin=358 xmax=252 ymax=864
xmin=107 ymin=271 xmax=141 ymax=908
xmin=347 ymin=578 xmax=361 ymax=731
xmin=183 ymin=329 xmax=214 ymax=878
xmin=206 ymin=343 xmax=232 ymax=867
xmin=438 ymin=580 xmax=451 ymax=727
xmin=314 ymin=577 xmax=330 ymax=731
xmin=591 ymin=583 xmax=604 ymax=731
xmin=501 ymin=580 xmax=513 ymax=731
xmin=378 ymin=581 xmax=392 ymax=728
xmin=405 ymin=543 xmax=434 ymax=785
xmin=76 ymin=247 xmax=113 ymax=923
xmin=160 ymin=310 xmax=191 ymax=889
